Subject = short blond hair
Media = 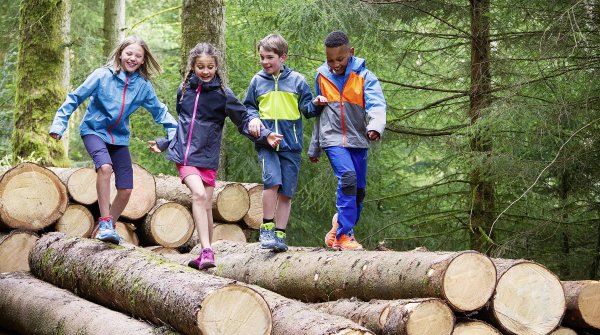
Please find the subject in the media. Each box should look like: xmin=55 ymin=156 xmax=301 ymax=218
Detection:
xmin=258 ymin=34 xmax=288 ymax=57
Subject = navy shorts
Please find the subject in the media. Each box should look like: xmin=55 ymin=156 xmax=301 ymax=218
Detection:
xmin=258 ymin=148 xmax=301 ymax=198
xmin=82 ymin=134 xmax=133 ymax=189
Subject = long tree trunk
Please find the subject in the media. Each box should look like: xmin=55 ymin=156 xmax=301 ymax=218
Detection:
xmin=13 ymin=0 xmax=69 ymax=166
xmin=30 ymin=232 xmax=273 ymax=335
xmin=169 ymin=240 xmax=497 ymax=313
xmin=59 ymin=0 xmax=71 ymax=154
xmin=103 ymin=0 xmax=125 ymax=58
xmin=468 ymin=0 xmax=495 ymax=253
xmin=0 ymin=272 xmax=180 ymax=335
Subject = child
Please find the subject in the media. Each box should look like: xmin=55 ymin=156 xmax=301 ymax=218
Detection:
xmin=244 ymin=34 xmax=319 ymax=252
xmin=308 ymin=31 xmax=386 ymax=251
xmin=148 ymin=42 xmax=279 ymax=270
xmin=50 ymin=36 xmax=177 ymax=244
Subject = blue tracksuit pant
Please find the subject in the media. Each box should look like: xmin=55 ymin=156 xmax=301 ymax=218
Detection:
xmin=324 ymin=146 xmax=368 ymax=238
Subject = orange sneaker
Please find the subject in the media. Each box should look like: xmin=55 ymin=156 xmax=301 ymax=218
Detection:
xmin=324 ymin=213 xmax=339 ymax=248
xmin=332 ymin=234 xmax=363 ymax=251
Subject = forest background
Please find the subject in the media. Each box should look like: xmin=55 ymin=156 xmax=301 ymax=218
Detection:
xmin=1 ymin=0 xmax=599 ymax=281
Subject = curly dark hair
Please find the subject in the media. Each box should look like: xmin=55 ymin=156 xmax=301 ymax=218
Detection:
xmin=324 ymin=31 xmax=350 ymax=48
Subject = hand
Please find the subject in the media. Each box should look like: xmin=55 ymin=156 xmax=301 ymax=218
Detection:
xmin=309 ymin=156 xmax=319 ymax=163
xmin=147 ymin=140 xmax=161 ymax=153
xmin=313 ymin=95 xmax=328 ymax=106
xmin=50 ymin=133 xmax=61 ymax=140
xmin=267 ymin=132 xmax=283 ymax=148
xmin=368 ymin=130 xmax=380 ymax=141
xmin=249 ymin=118 xmax=263 ymax=138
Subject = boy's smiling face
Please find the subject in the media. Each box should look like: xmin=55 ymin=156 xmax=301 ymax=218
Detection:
xmin=259 ymin=47 xmax=286 ymax=76
xmin=325 ymin=44 xmax=354 ymax=75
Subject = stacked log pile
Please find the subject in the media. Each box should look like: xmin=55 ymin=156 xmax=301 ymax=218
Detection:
xmin=1 ymin=162 xmax=600 ymax=334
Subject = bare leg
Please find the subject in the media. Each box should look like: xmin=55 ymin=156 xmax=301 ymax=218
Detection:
xmin=262 ymin=186 xmax=279 ymax=220
xmin=184 ymin=175 xmax=212 ymax=249
xmin=96 ymin=164 xmax=113 ymax=218
xmin=205 ymin=186 xmax=214 ymax=244
xmin=110 ymin=188 xmax=132 ymax=222
xmin=275 ymin=194 xmax=291 ymax=230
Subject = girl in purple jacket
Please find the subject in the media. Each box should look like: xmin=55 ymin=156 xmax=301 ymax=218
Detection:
xmin=149 ymin=43 xmax=280 ymax=270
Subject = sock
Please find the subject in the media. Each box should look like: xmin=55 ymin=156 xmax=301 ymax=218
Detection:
xmin=263 ymin=218 xmax=274 ymax=224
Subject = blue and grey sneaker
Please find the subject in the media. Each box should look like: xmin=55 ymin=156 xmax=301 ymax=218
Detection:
xmin=259 ymin=222 xmax=276 ymax=249
xmin=272 ymin=230 xmax=288 ymax=253
xmin=95 ymin=215 xmax=120 ymax=244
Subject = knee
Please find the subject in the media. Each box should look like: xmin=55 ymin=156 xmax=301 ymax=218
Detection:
xmin=97 ymin=164 xmax=113 ymax=176
xmin=119 ymin=188 xmax=133 ymax=198
xmin=341 ymin=171 xmax=357 ymax=196
xmin=191 ymin=190 xmax=208 ymax=206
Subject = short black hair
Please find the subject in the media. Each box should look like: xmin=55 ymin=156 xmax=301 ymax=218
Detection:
xmin=324 ymin=31 xmax=350 ymax=48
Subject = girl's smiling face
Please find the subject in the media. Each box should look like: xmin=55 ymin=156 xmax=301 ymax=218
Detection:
xmin=120 ymin=43 xmax=145 ymax=73
xmin=194 ymin=55 xmax=217 ymax=82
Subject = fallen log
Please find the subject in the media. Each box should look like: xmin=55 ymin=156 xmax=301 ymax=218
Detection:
xmin=155 ymin=175 xmax=250 ymax=222
xmin=242 ymin=182 xmax=263 ymax=229
xmin=111 ymin=163 xmax=156 ymax=220
xmin=0 ymin=272 xmax=180 ymax=335
xmin=138 ymin=199 xmax=194 ymax=248
xmin=0 ymin=230 xmax=38 ymax=272
xmin=178 ymin=240 xmax=496 ymax=312
xmin=0 ymin=162 xmax=67 ymax=230
xmin=145 ymin=245 xmax=181 ymax=254
xmin=48 ymin=166 xmax=97 ymax=205
xmin=452 ymin=319 xmax=501 ymax=335
xmin=55 ymin=203 xmax=94 ymax=237
xmin=165 ymin=252 xmax=375 ymax=335
xmin=29 ymin=232 xmax=272 ymax=335
xmin=549 ymin=327 xmax=577 ymax=335
xmin=561 ymin=280 xmax=600 ymax=329
xmin=313 ymin=298 xmax=454 ymax=335
xmin=485 ymin=259 xmax=566 ymax=335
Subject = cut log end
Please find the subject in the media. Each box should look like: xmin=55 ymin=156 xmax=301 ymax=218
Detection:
xmin=493 ymin=261 xmax=565 ymax=335
xmin=197 ymin=285 xmax=272 ymax=335
xmin=577 ymin=282 xmax=600 ymax=328
xmin=549 ymin=327 xmax=577 ymax=335
xmin=453 ymin=320 xmax=501 ymax=335
xmin=0 ymin=231 xmax=39 ymax=272
xmin=405 ymin=300 xmax=454 ymax=335
xmin=56 ymin=204 xmax=94 ymax=237
xmin=148 ymin=202 xmax=194 ymax=248
xmin=442 ymin=252 xmax=496 ymax=312
xmin=213 ymin=183 xmax=249 ymax=222
xmin=67 ymin=167 xmax=98 ymax=205
xmin=213 ymin=223 xmax=247 ymax=243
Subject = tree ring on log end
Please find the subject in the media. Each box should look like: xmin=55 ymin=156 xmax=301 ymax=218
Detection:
xmin=443 ymin=251 xmax=496 ymax=312
xmin=406 ymin=299 xmax=455 ymax=335
xmin=197 ymin=285 xmax=272 ymax=335
xmin=579 ymin=282 xmax=600 ymax=328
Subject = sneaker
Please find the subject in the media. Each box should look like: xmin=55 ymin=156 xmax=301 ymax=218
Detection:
xmin=259 ymin=222 xmax=276 ymax=249
xmin=272 ymin=230 xmax=288 ymax=253
xmin=188 ymin=248 xmax=216 ymax=270
xmin=332 ymin=234 xmax=363 ymax=251
xmin=324 ymin=213 xmax=339 ymax=248
xmin=95 ymin=216 xmax=120 ymax=244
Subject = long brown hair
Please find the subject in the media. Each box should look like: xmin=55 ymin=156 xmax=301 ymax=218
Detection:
xmin=106 ymin=36 xmax=162 ymax=80
xmin=180 ymin=42 xmax=225 ymax=102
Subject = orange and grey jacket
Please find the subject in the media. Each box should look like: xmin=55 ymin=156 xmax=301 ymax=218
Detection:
xmin=243 ymin=65 xmax=318 ymax=153
xmin=307 ymin=56 xmax=386 ymax=158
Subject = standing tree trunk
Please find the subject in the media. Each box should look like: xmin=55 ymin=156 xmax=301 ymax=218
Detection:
xmin=60 ymin=0 xmax=71 ymax=154
xmin=13 ymin=0 xmax=69 ymax=166
xmin=103 ymin=0 xmax=125 ymax=58
xmin=468 ymin=0 xmax=495 ymax=253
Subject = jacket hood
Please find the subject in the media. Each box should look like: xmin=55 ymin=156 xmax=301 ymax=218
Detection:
xmin=257 ymin=64 xmax=292 ymax=80
xmin=189 ymin=73 xmax=222 ymax=92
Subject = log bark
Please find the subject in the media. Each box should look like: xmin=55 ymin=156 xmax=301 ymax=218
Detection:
xmin=145 ymin=245 xmax=181 ymax=254
xmin=155 ymin=175 xmax=249 ymax=222
xmin=452 ymin=320 xmax=501 ymax=335
xmin=29 ymin=232 xmax=273 ymax=335
xmin=214 ymin=223 xmax=247 ymax=242
xmin=139 ymin=199 xmax=194 ymax=248
xmin=242 ymin=182 xmax=263 ymax=229
xmin=182 ymin=240 xmax=496 ymax=312
xmin=561 ymin=280 xmax=600 ymax=329
xmin=0 ymin=272 xmax=180 ymax=335
xmin=112 ymin=163 xmax=156 ymax=220
xmin=0 ymin=162 xmax=68 ymax=230
xmin=48 ymin=167 xmax=97 ymax=205
xmin=0 ymin=230 xmax=38 ymax=272
xmin=165 ymin=253 xmax=374 ymax=335
xmin=313 ymin=298 xmax=454 ymax=335
xmin=486 ymin=258 xmax=566 ymax=335
xmin=548 ymin=327 xmax=577 ymax=335
xmin=55 ymin=203 xmax=94 ymax=237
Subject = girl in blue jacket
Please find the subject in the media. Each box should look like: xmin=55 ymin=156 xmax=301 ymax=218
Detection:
xmin=149 ymin=43 xmax=280 ymax=270
xmin=50 ymin=36 xmax=177 ymax=244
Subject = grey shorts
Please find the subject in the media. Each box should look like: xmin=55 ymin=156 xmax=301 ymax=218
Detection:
xmin=258 ymin=148 xmax=301 ymax=198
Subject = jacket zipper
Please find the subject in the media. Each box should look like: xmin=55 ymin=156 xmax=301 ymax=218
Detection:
xmin=107 ymin=75 xmax=129 ymax=144
xmin=273 ymin=73 xmax=281 ymax=151
xmin=293 ymin=124 xmax=298 ymax=143
xmin=183 ymin=85 xmax=201 ymax=165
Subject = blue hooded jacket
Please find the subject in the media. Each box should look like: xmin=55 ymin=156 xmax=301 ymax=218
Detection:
xmin=49 ymin=67 xmax=176 ymax=145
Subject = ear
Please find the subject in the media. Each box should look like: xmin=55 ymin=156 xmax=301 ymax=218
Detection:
xmin=349 ymin=47 xmax=355 ymax=56
xmin=281 ymin=53 xmax=287 ymax=62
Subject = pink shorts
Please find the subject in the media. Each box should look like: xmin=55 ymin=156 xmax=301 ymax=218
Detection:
xmin=176 ymin=164 xmax=217 ymax=187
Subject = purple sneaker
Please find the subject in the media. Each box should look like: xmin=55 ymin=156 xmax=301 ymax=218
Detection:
xmin=188 ymin=248 xmax=215 ymax=270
